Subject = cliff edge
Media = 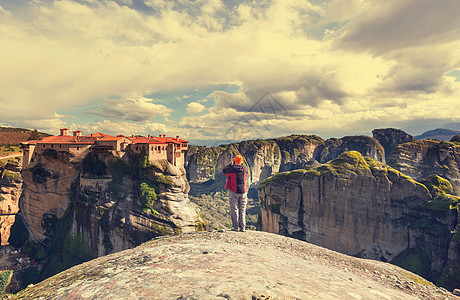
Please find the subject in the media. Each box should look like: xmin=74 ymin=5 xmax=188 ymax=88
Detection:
xmin=8 ymin=231 xmax=458 ymax=300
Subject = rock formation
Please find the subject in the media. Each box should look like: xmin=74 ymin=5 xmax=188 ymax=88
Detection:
xmin=258 ymin=151 xmax=460 ymax=288
xmin=319 ymin=135 xmax=385 ymax=163
xmin=9 ymin=231 xmax=458 ymax=300
xmin=15 ymin=147 xmax=204 ymax=286
xmin=0 ymin=163 xmax=22 ymax=245
xmin=389 ymin=140 xmax=460 ymax=195
xmin=185 ymin=134 xmax=387 ymax=195
xmin=372 ymin=128 xmax=415 ymax=161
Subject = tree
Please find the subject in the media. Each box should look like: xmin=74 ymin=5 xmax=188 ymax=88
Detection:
xmin=28 ymin=129 xmax=41 ymax=141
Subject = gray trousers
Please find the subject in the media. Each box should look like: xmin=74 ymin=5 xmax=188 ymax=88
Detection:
xmin=229 ymin=190 xmax=248 ymax=230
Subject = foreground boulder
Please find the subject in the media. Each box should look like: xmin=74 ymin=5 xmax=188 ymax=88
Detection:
xmin=10 ymin=231 xmax=457 ymax=300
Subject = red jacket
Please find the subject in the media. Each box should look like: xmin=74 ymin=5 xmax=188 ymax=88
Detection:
xmin=223 ymin=163 xmax=248 ymax=194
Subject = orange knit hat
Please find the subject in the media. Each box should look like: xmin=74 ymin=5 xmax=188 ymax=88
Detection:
xmin=233 ymin=155 xmax=243 ymax=164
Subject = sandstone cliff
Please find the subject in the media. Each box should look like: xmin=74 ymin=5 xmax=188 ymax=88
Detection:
xmin=319 ymin=135 xmax=385 ymax=163
xmin=185 ymin=134 xmax=387 ymax=195
xmin=389 ymin=140 xmax=460 ymax=195
xmin=372 ymin=128 xmax=415 ymax=161
xmin=0 ymin=163 xmax=22 ymax=245
xmin=16 ymin=148 xmax=204 ymax=285
xmin=258 ymin=151 xmax=460 ymax=289
xmin=9 ymin=231 xmax=458 ymax=300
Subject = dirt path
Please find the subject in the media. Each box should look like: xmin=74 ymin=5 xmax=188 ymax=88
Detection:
xmin=0 ymin=153 xmax=21 ymax=160
xmin=8 ymin=230 xmax=460 ymax=299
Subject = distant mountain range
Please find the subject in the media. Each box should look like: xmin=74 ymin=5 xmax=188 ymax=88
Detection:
xmin=415 ymin=128 xmax=460 ymax=141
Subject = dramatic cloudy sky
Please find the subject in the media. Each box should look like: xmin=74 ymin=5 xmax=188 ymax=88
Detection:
xmin=0 ymin=0 xmax=459 ymax=144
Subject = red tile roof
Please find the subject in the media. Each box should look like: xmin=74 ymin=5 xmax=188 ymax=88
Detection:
xmin=37 ymin=135 xmax=98 ymax=145
xmin=21 ymin=132 xmax=187 ymax=146
xmin=97 ymin=136 xmax=130 ymax=142
xmin=129 ymin=136 xmax=166 ymax=144
xmin=82 ymin=132 xmax=114 ymax=138
xmin=128 ymin=136 xmax=189 ymax=144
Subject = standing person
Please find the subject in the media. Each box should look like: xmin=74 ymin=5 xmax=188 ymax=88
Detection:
xmin=223 ymin=155 xmax=248 ymax=232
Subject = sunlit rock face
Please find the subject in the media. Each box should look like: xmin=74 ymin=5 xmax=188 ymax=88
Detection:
xmin=372 ymin=128 xmax=415 ymax=161
xmin=389 ymin=140 xmax=460 ymax=195
xmin=0 ymin=163 xmax=22 ymax=245
xmin=20 ymin=149 xmax=203 ymax=257
xmin=258 ymin=151 xmax=460 ymax=289
xmin=258 ymin=151 xmax=432 ymax=262
xmin=185 ymin=134 xmax=388 ymax=194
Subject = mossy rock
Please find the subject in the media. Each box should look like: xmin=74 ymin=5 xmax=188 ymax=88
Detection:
xmin=420 ymin=174 xmax=453 ymax=195
xmin=392 ymin=248 xmax=432 ymax=280
xmin=424 ymin=193 xmax=460 ymax=211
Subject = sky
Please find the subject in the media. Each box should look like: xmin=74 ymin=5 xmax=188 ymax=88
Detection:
xmin=0 ymin=0 xmax=459 ymax=145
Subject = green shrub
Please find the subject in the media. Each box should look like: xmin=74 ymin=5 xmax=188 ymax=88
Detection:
xmin=107 ymin=159 xmax=131 ymax=181
xmin=18 ymin=266 xmax=40 ymax=290
xmin=0 ymin=270 xmax=12 ymax=294
xmin=392 ymin=248 xmax=432 ymax=280
xmin=425 ymin=194 xmax=460 ymax=210
xmin=420 ymin=174 xmax=453 ymax=195
xmin=140 ymin=181 xmax=157 ymax=208
xmin=3 ymin=170 xmax=20 ymax=182
xmin=82 ymin=152 xmax=107 ymax=176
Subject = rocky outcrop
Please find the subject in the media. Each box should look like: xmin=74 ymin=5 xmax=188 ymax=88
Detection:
xmin=11 ymin=231 xmax=457 ymax=300
xmin=0 ymin=163 xmax=22 ymax=245
xmin=389 ymin=140 xmax=460 ymax=195
xmin=20 ymin=151 xmax=80 ymax=241
xmin=185 ymin=134 xmax=388 ymax=194
xmin=184 ymin=145 xmax=226 ymax=183
xmin=19 ymin=149 xmax=204 ymax=259
xmin=319 ymin=135 xmax=385 ymax=163
xmin=372 ymin=128 xmax=415 ymax=161
xmin=258 ymin=151 xmax=460 ymax=289
xmin=258 ymin=152 xmax=433 ymax=261
xmin=271 ymin=135 xmax=324 ymax=171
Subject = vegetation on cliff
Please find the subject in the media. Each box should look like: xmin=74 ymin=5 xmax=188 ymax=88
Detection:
xmin=0 ymin=126 xmax=49 ymax=145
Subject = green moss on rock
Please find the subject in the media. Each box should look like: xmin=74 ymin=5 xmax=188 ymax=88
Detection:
xmin=425 ymin=193 xmax=460 ymax=211
xmin=420 ymin=174 xmax=453 ymax=195
xmin=392 ymin=248 xmax=432 ymax=280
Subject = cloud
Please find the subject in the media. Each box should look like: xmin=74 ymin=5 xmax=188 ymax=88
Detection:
xmin=0 ymin=0 xmax=459 ymax=141
xmin=186 ymin=102 xmax=206 ymax=114
xmin=71 ymin=120 xmax=170 ymax=137
xmin=336 ymin=0 xmax=460 ymax=55
xmin=86 ymin=95 xmax=173 ymax=121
